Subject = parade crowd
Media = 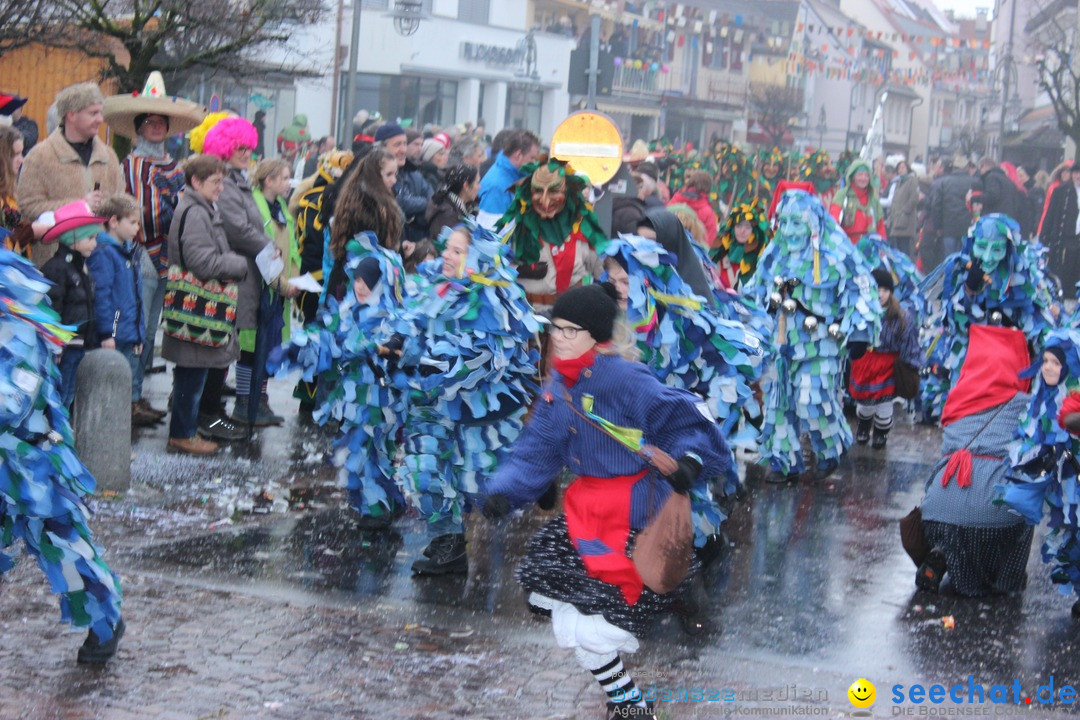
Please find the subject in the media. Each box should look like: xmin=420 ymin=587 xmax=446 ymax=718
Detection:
xmin=4 ymin=77 xmax=1080 ymax=719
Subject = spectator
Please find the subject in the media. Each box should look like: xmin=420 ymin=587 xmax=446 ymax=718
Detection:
xmin=636 ymin=161 xmax=665 ymax=208
xmin=101 ymin=72 xmax=203 ymax=413
xmin=479 ymin=128 xmax=513 ymax=177
xmin=302 ymin=136 xmax=335 ymax=179
xmin=241 ymin=157 xmax=301 ymax=425
xmin=0 ymin=93 xmax=37 ymax=150
xmin=978 ymin=156 xmax=1022 ymax=221
xmin=378 ymin=124 xmax=431 ymax=245
xmin=203 ymin=117 xmax=279 ymax=434
xmin=477 ymin=129 xmax=539 ymax=228
xmin=163 ymin=155 xmax=248 ymax=455
xmin=668 ymin=169 xmax=718 ymax=243
xmin=927 ymin=151 xmax=978 ymax=268
xmin=1039 ymin=165 xmax=1080 ymax=293
xmin=17 ymin=82 xmax=123 ymax=268
xmin=1039 ymin=161 xmax=1072 ymax=237
xmin=1012 ymin=164 xmax=1039 ymax=239
xmin=252 ymin=110 xmax=266 ymax=159
xmin=426 ymin=163 xmax=479 ymax=240
xmin=87 ymin=193 xmax=161 ymax=427
xmin=328 ymin=148 xmax=403 ymax=298
xmin=449 ymin=138 xmax=486 ymax=168
xmin=41 ymin=201 xmax=102 ymax=409
xmin=419 ymin=137 xmax=449 ymax=193
xmin=884 ymin=157 xmax=919 ymax=258
xmin=0 ymin=125 xmax=48 ymax=257
xmin=610 ymin=173 xmax=649 ymax=235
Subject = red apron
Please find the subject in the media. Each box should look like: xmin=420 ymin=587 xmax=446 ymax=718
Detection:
xmin=563 ymin=469 xmax=650 ymax=606
xmin=850 ymin=350 xmax=898 ymax=401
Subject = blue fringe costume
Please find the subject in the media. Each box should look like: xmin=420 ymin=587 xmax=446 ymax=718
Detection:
xmin=744 ymin=190 xmax=882 ymax=476
xmin=920 ymin=214 xmax=1054 ymax=422
xmin=392 ymin=222 xmax=540 ymax=537
xmin=857 ymin=232 xmax=926 ymax=322
xmin=0 ymin=247 xmax=122 ymax=643
xmin=269 ymin=232 xmax=406 ymax=519
xmin=601 ymin=234 xmax=766 ymax=544
xmin=996 ymin=330 xmax=1080 ymax=602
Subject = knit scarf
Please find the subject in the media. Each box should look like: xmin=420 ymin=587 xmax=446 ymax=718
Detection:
xmin=552 ymin=347 xmax=597 ymax=388
xmin=130 ymin=137 xmax=168 ymax=159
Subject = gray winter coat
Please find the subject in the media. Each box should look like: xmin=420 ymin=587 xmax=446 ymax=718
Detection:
xmin=886 ymin=173 xmax=919 ymax=239
xmin=218 ymin=168 xmax=271 ymax=330
xmin=161 ymin=191 xmax=248 ymax=368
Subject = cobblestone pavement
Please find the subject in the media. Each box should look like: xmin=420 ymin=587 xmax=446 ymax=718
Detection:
xmin=3 ymin=370 xmax=1080 ymax=720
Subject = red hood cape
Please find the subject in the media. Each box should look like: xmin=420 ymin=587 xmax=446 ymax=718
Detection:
xmin=941 ymin=324 xmax=1030 ymax=427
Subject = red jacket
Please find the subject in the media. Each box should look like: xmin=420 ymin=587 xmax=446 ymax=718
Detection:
xmin=668 ymin=189 xmax=718 ymax=243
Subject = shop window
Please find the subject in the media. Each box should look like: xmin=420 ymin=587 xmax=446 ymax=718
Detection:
xmin=459 ymin=0 xmax=489 ymax=25
xmin=505 ymin=85 xmax=543 ymax=133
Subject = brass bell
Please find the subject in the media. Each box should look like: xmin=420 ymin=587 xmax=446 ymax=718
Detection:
xmin=773 ymin=275 xmax=785 ymax=288
xmin=769 ymin=292 xmax=783 ymax=311
xmin=990 ymin=310 xmax=1003 ymax=325
xmin=803 ymin=316 xmax=819 ymax=332
xmin=782 ymin=298 xmax=797 ymax=314
xmin=828 ymin=323 xmax=843 ymax=340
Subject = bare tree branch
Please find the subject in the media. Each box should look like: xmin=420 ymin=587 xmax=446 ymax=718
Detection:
xmin=0 ymin=0 xmax=53 ymax=57
xmin=32 ymin=0 xmax=327 ymax=92
xmin=749 ymin=83 xmax=804 ymax=148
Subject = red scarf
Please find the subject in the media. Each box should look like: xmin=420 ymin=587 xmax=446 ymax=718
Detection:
xmin=551 ymin=347 xmax=597 ymax=388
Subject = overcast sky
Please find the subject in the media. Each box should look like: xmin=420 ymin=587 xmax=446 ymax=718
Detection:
xmin=934 ymin=0 xmax=996 ymax=19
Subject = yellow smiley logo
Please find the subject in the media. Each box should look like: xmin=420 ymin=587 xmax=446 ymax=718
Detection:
xmin=848 ymin=678 xmax=876 ymax=709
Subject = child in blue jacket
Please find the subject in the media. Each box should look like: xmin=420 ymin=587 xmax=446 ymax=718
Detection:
xmin=87 ymin=194 xmax=163 ymax=427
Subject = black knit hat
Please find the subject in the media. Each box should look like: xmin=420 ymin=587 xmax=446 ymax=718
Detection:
xmin=551 ymin=283 xmax=619 ymax=343
xmin=872 ymin=267 xmax=894 ymax=292
xmin=1046 ymin=345 xmax=1068 ymax=369
xmin=354 ymin=256 xmax=382 ymax=290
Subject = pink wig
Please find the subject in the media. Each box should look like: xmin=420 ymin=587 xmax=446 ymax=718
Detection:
xmin=202 ymin=117 xmax=258 ymax=161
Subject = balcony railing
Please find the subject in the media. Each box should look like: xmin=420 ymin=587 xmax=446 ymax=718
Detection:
xmin=612 ymin=65 xmax=668 ymax=96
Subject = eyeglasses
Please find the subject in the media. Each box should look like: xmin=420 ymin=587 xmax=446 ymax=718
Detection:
xmin=550 ymin=323 xmax=585 ymax=340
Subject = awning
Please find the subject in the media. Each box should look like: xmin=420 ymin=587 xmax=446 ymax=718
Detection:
xmin=596 ymin=100 xmax=661 ymax=118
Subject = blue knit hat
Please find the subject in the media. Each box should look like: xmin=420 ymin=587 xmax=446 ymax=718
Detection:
xmin=374 ymin=122 xmax=405 ymax=144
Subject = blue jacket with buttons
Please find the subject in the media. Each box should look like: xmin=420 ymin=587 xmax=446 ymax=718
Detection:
xmin=486 ymin=352 xmax=731 ymax=510
xmin=87 ymin=231 xmax=144 ymax=346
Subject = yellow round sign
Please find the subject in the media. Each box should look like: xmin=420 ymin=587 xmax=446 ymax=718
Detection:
xmin=550 ymin=111 xmax=624 ymax=185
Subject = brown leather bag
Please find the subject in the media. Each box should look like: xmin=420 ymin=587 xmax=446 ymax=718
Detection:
xmin=893 ymin=359 xmax=920 ymax=400
xmin=561 ymin=391 xmax=695 ymax=595
xmin=631 ymin=476 xmax=694 ymax=594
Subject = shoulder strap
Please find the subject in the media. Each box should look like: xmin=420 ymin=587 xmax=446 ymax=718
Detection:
xmin=174 ymin=205 xmax=195 ymax=268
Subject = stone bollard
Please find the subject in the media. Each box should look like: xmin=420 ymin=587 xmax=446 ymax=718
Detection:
xmin=74 ymin=348 xmax=132 ymax=493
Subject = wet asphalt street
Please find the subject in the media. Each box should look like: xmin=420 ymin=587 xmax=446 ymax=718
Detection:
xmin=2 ymin=368 xmax=1080 ymax=720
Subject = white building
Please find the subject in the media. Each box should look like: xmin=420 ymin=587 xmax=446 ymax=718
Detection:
xmin=287 ymin=0 xmax=575 ymax=142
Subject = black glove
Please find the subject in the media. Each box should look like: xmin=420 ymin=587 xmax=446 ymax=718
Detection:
xmin=848 ymin=341 xmax=869 ymax=360
xmin=666 ymin=455 xmax=701 ymax=495
xmin=516 ymin=261 xmax=549 ymax=280
xmin=418 ymin=363 xmax=442 ymax=377
xmin=482 ymin=493 xmax=511 ymax=520
xmin=964 ymin=259 xmax=984 ymax=293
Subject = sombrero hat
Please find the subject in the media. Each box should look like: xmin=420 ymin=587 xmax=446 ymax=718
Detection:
xmin=103 ymin=71 xmax=207 ymax=139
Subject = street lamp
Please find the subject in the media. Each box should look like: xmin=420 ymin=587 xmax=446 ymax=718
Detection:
xmin=817 ymin=105 xmax=827 ymax=149
xmin=388 ymin=0 xmax=426 ymax=37
xmin=340 ymin=0 xmax=428 ymax=144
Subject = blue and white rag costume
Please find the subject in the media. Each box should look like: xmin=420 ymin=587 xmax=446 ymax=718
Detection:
xmin=392 ymin=221 xmax=540 ymax=537
xmin=601 ymin=234 xmax=764 ymax=543
xmin=996 ymin=330 xmax=1080 ymax=601
xmin=744 ymin=190 xmax=882 ymax=475
xmin=0 ymin=246 xmax=122 ymax=643
xmin=269 ymin=232 xmax=406 ymax=519
xmin=920 ymin=214 xmax=1054 ymax=421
